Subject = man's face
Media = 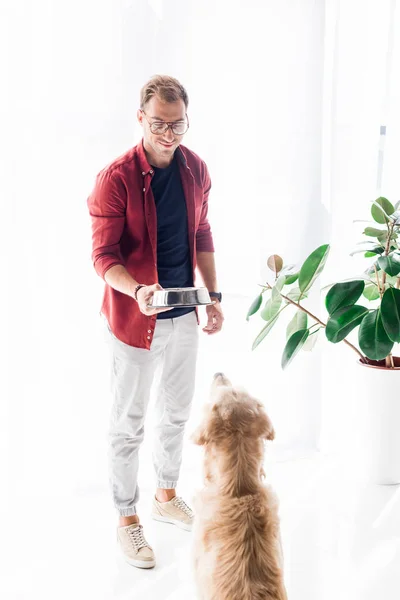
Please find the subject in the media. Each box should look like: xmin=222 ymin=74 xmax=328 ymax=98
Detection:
xmin=138 ymin=96 xmax=187 ymax=166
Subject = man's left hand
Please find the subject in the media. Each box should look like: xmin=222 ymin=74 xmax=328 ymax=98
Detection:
xmin=203 ymin=302 xmax=224 ymax=335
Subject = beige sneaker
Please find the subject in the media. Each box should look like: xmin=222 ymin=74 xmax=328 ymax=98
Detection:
xmin=117 ymin=523 xmax=156 ymax=569
xmin=152 ymin=496 xmax=194 ymax=531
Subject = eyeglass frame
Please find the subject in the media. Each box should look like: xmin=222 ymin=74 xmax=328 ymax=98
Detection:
xmin=140 ymin=109 xmax=190 ymax=135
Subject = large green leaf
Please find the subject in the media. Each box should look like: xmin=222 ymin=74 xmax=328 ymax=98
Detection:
xmin=275 ymin=274 xmax=286 ymax=292
xmin=285 ymin=287 xmax=308 ymax=302
xmin=298 ymin=244 xmax=330 ymax=296
xmin=303 ymin=328 xmax=320 ymax=351
xmin=358 ymin=309 xmax=394 ymax=360
xmin=321 ymin=277 xmax=370 ymax=292
xmin=377 ymin=254 xmax=400 ymax=277
xmin=325 ymin=305 xmax=369 ymax=343
xmin=377 ymin=231 xmax=397 ymax=246
xmin=387 ymin=274 xmax=400 ymax=285
xmin=363 ymin=281 xmax=380 ymax=301
xmin=364 ymin=261 xmax=381 ymax=277
xmin=381 ymin=287 xmax=400 ymax=342
xmin=252 ymin=311 xmax=281 ymax=351
xmin=356 ymin=239 xmax=384 ymax=246
xmin=350 ymin=249 xmax=375 ymax=257
xmin=364 ymin=227 xmax=387 ymax=237
xmin=261 ymin=286 xmax=282 ymax=321
xmin=364 ymin=248 xmax=384 ymax=257
xmin=286 ymin=310 xmax=308 ymax=340
xmin=284 ymin=272 xmax=299 ymax=285
xmin=371 ymin=197 xmax=395 ymax=224
xmin=246 ymin=293 xmax=263 ymax=321
xmin=281 ymin=329 xmax=309 ymax=369
xmin=363 ymin=272 xmax=399 ymax=299
xmin=351 ymin=243 xmax=385 ymax=257
xmin=325 ymin=280 xmax=365 ymax=315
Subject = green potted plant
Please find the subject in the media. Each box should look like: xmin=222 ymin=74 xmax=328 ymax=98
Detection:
xmin=247 ymin=197 xmax=400 ymax=484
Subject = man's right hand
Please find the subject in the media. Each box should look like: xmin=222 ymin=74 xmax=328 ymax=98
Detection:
xmin=136 ymin=283 xmax=174 ymax=316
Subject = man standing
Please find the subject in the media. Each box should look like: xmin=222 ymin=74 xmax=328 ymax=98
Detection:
xmin=87 ymin=75 xmax=223 ymax=568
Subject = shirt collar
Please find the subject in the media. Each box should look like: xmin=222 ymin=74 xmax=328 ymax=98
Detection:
xmin=137 ymin=139 xmax=153 ymax=175
xmin=137 ymin=139 xmax=188 ymax=174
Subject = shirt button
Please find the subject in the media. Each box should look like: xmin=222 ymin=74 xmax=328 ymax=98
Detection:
xmin=147 ymin=336 xmax=151 ymax=340
xmin=143 ymin=188 xmax=146 ymax=192
xmin=147 ymin=329 xmax=151 ymax=334
xmin=142 ymin=171 xmax=145 ymax=176
xmin=150 ymin=169 xmax=153 ymax=174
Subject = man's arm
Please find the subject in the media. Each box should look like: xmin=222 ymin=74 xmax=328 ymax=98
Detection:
xmin=194 ymin=163 xmax=223 ymax=334
xmin=196 ymin=251 xmax=218 ymax=293
xmin=104 ymin=265 xmax=170 ymax=315
xmin=87 ymin=170 xmax=127 ymax=280
xmin=87 ymin=171 xmax=170 ymax=316
xmin=104 ymin=265 xmax=139 ymax=298
xmin=195 ymin=162 xmax=215 ymax=254
xmin=196 ymin=251 xmax=224 ymax=334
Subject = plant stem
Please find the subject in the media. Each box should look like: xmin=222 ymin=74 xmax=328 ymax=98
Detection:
xmin=386 ymin=354 xmax=395 ymax=368
xmin=265 ymin=284 xmax=367 ymax=363
xmin=382 ymin=223 xmax=396 ymax=367
xmin=374 ymin=263 xmax=383 ymax=299
xmin=381 ymin=221 xmax=395 ymax=289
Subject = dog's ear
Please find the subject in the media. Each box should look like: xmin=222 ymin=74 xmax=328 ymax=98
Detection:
xmin=255 ymin=403 xmax=275 ymax=440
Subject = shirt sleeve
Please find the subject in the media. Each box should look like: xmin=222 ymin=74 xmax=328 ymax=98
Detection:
xmin=87 ymin=169 xmax=127 ymax=280
xmin=196 ymin=162 xmax=215 ymax=253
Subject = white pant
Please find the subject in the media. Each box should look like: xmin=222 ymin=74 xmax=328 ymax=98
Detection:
xmin=103 ymin=311 xmax=199 ymax=516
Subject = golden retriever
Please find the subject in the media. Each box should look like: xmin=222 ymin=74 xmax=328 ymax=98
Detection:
xmin=191 ymin=373 xmax=288 ymax=600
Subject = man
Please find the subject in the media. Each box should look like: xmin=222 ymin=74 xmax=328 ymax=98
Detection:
xmin=87 ymin=75 xmax=223 ymax=569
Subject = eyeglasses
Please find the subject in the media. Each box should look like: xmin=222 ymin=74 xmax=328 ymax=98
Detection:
xmin=141 ymin=110 xmax=189 ymax=135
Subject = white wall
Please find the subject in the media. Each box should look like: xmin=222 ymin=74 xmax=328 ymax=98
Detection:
xmin=319 ymin=0 xmax=400 ymax=453
xmin=4 ymin=0 xmax=400 ymax=505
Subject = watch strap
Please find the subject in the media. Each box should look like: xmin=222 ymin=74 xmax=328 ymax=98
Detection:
xmin=134 ymin=284 xmax=146 ymax=301
xmin=209 ymin=291 xmax=222 ymax=302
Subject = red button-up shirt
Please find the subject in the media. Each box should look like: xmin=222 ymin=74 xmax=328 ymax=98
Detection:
xmin=87 ymin=140 xmax=215 ymax=349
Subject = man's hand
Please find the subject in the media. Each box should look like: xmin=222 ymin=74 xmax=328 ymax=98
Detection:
xmin=202 ymin=301 xmax=224 ymax=335
xmin=136 ymin=283 xmax=173 ymax=316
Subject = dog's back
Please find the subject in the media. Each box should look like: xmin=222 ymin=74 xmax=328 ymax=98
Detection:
xmin=198 ymin=487 xmax=287 ymax=600
xmin=192 ymin=374 xmax=288 ymax=600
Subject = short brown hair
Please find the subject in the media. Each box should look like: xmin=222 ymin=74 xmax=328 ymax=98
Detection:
xmin=140 ymin=75 xmax=189 ymax=110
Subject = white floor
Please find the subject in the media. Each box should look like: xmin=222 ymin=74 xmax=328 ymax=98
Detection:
xmin=3 ymin=296 xmax=400 ymax=599
xmin=3 ymin=447 xmax=400 ymax=600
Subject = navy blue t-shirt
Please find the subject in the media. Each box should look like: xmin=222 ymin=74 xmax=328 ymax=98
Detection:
xmin=151 ymin=155 xmax=195 ymax=319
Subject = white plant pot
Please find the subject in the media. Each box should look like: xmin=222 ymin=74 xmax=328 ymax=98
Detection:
xmin=347 ymin=357 xmax=400 ymax=485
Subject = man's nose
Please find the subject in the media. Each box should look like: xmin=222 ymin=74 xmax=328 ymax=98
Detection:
xmin=164 ymin=126 xmax=174 ymax=141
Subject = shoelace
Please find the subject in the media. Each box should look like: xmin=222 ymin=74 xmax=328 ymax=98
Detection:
xmin=173 ymin=497 xmax=194 ymax=518
xmin=127 ymin=525 xmax=148 ymax=551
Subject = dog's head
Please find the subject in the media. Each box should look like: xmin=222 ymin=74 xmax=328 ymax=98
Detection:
xmin=192 ymin=373 xmax=275 ymax=447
